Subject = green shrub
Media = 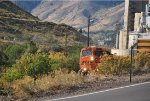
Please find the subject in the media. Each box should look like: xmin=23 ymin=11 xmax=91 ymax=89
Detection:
xmin=5 ymin=68 xmax=23 ymax=82
xmin=12 ymin=53 xmax=34 ymax=75
xmin=4 ymin=44 xmax=27 ymax=66
xmin=3 ymin=53 xmax=51 ymax=81
xmin=59 ymin=55 xmax=80 ymax=72
xmin=27 ymin=53 xmax=51 ymax=80
xmin=68 ymin=45 xmax=83 ymax=55
xmin=0 ymin=50 xmax=8 ymax=66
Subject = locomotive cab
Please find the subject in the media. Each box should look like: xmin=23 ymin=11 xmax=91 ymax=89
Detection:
xmin=79 ymin=46 xmax=106 ymax=73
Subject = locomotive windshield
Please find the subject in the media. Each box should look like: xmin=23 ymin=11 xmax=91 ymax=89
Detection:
xmin=81 ymin=50 xmax=103 ymax=57
xmin=82 ymin=50 xmax=92 ymax=56
xmin=94 ymin=51 xmax=103 ymax=57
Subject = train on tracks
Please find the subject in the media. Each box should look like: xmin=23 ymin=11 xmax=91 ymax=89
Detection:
xmin=79 ymin=46 xmax=110 ymax=75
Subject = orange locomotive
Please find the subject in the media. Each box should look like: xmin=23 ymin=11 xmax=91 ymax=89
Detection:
xmin=79 ymin=46 xmax=107 ymax=74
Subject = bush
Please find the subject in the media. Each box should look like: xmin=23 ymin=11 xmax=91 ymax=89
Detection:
xmin=58 ymin=45 xmax=81 ymax=72
xmin=98 ymin=53 xmax=150 ymax=76
xmin=4 ymin=68 xmax=23 ymax=82
xmin=4 ymin=53 xmax=51 ymax=82
xmin=10 ymin=53 xmax=34 ymax=76
xmin=48 ymin=45 xmax=82 ymax=72
xmin=68 ymin=45 xmax=83 ymax=55
xmin=135 ymin=53 xmax=150 ymax=68
xmin=21 ymin=70 xmax=82 ymax=93
xmin=59 ymin=55 xmax=80 ymax=72
xmin=0 ymin=50 xmax=8 ymax=67
xmin=49 ymin=52 xmax=64 ymax=71
xmin=3 ymin=44 xmax=28 ymax=66
xmin=27 ymin=53 xmax=51 ymax=80
xmin=98 ymin=55 xmax=130 ymax=75
xmin=134 ymin=52 xmax=150 ymax=72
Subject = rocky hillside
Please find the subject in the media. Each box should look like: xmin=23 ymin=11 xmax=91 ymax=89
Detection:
xmin=12 ymin=0 xmax=124 ymax=32
xmin=0 ymin=0 xmax=38 ymax=20
xmin=31 ymin=0 xmax=124 ymax=32
xmin=0 ymin=1 xmax=87 ymax=49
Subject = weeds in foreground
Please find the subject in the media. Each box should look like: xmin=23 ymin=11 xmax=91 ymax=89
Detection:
xmin=8 ymin=70 xmax=82 ymax=99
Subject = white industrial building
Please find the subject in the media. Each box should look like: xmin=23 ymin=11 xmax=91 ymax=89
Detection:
xmin=111 ymin=2 xmax=150 ymax=56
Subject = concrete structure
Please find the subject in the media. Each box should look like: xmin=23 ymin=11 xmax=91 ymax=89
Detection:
xmin=146 ymin=4 xmax=150 ymax=28
xmin=119 ymin=0 xmax=149 ymax=50
xmin=111 ymin=49 xmax=136 ymax=56
xmin=112 ymin=0 xmax=150 ymax=56
xmin=134 ymin=13 xmax=141 ymax=32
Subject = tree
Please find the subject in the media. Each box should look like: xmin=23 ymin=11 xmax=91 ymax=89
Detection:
xmin=0 ymin=51 xmax=8 ymax=72
xmin=4 ymin=44 xmax=26 ymax=66
xmin=0 ymin=51 xmax=8 ymax=66
xmin=27 ymin=53 xmax=51 ymax=81
xmin=4 ymin=53 xmax=51 ymax=82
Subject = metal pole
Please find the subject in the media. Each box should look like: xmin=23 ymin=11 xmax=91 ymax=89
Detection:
xmin=87 ymin=16 xmax=90 ymax=47
xmin=116 ymin=32 xmax=120 ymax=49
xmin=130 ymin=43 xmax=137 ymax=83
xmin=130 ymin=46 xmax=133 ymax=83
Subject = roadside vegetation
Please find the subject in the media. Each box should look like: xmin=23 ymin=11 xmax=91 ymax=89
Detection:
xmin=0 ymin=42 xmax=150 ymax=100
xmin=98 ymin=53 xmax=150 ymax=76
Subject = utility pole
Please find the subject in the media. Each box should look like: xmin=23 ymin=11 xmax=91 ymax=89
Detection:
xmin=130 ymin=42 xmax=137 ymax=83
xmin=79 ymin=28 xmax=82 ymax=45
xmin=65 ymin=32 xmax=68 ymax=57
xmin=87 ymin=15 xmax=90 ymax=47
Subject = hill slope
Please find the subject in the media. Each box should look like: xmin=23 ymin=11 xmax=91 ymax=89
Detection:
xmin=0 ymin=0 xmax=38 ymax=20
xmin=31 ymin=0 xmax=124 ymax=31
xmin=0 ymin=1 xmax=87 ymax=49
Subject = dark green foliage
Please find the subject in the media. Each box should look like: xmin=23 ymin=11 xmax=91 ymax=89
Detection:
xmin=0 ymin=51 xmax=8 ymax=66
xmin=0 ymin=42 xmax=37 ymax=66
xmin=4 ymin=44 xmax=27 ymax=66
xmin=59 ymin=45 xmax=82 ymax=72
xmin=27 ymin=53 xmax=51 ymax=79
xmin=59 ymin=56 xmax=80 ymax=72
xmin=68 ymin=45 xmax=83 ymax=55
xmin=5 ymin=68 xmax=23 ymax=82
xmin=4 ymin=53 xmax=51 ymax=81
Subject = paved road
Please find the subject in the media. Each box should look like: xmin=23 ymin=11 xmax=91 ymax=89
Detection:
xmin=50 ymin=82 xmax=150 ymax=101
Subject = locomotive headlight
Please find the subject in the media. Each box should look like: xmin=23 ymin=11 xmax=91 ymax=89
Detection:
xmin=83 ymin=68 xmax=87 ymax=71
xmin=90 ymin=56 xmax=94 ymax=61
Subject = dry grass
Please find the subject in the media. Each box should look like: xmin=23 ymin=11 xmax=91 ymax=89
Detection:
xmin=9 ymin=70 xmax=82 ymax=99
xmin=11 ymin=76 xmax=34 ymax=99
xmin=36 ymin=70 xmax=82 ymax=90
